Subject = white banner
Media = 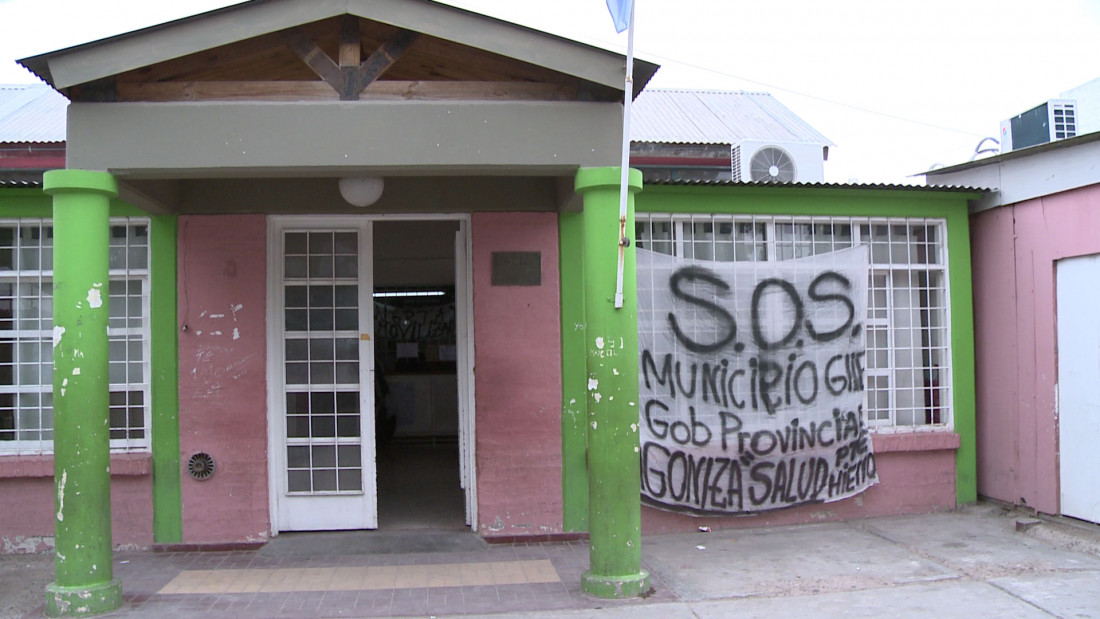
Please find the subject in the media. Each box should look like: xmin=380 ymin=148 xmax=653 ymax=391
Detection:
xmin=638 ymin=246 xmax=877 ymax=515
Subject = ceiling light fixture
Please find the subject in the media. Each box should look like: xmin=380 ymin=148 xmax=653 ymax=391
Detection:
xmin=338 ymin=176 xmax=385 ymax=207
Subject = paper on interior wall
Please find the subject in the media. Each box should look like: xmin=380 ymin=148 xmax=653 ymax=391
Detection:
xmin=637 ymin=246 xmax=877 ymax=515
xmin=438 ymin=345 xmax=457 ymax=362
xmin=396 ymin=342 xmax=419 ymax=359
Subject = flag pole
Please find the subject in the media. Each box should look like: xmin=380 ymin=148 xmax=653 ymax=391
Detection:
xmin=613 ymin=0 xmax=635 ymax=309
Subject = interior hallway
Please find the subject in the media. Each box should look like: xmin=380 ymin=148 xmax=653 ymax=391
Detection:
xmin=376 ymin=441 xmax=466 ymax=531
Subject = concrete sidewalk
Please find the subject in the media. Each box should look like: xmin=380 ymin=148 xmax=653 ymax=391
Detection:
xmin=484 ymin=503 xmax=1100 ymax=618
xmin=5 ymin=501 xmax=1100 ymax=618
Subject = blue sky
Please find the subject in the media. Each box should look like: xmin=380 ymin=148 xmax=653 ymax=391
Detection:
xmin=2 ymin=0 xmax=1098 ymax=184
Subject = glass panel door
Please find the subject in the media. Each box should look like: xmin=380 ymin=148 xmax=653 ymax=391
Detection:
xmin=274 ymin=223 xmax=375 ymax=531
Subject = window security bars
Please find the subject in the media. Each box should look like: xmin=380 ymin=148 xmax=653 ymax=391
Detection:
xmin=0 ymin=219 xmax=151 ymax=454
xmin=636 ymin=214 xmax=951 ymax=429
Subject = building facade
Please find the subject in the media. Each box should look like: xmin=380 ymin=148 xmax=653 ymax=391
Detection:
xmin=1 ymin=0 xmax=981 ymax=568
xmin=926 ymin=133 xmax=1100 ymax=526
xmin=561 ymin=181 xmax=978 ymax=533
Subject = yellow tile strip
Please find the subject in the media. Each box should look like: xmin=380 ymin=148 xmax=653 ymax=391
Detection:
xmin=157 ymin=560 xmax=560 ymax=595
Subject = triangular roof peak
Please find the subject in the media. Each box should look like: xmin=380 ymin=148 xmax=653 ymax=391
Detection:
xmin=20 ymin=0 xmax=656 ymax=102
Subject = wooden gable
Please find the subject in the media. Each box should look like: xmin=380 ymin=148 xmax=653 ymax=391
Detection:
xmin=68 ymin=15 xmax=619 ymax=104
xmin=23 ymin=0 xmax=652 ymax=199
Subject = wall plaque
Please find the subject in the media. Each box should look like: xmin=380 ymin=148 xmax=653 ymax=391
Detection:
xmin=491 ymin=251 xmax=541 ymax=286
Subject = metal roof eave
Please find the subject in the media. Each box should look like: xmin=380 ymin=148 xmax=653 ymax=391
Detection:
xmin=0 ymin=170 xmax=46 ymax=187
xmin=643 ymin=177 xmax=989 ymax=195
xmin=923 ymin=131 xmax=1100 ymax=177
xmin=19 ymin=0 xmax=658 ymax=97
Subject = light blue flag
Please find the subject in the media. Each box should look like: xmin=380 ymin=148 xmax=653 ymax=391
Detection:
xmin=605 ymin=0 xmax=633 ymax=33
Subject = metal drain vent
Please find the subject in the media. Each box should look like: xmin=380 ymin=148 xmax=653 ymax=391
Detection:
xmin=187 ymin=452 xmax=215 ymax=480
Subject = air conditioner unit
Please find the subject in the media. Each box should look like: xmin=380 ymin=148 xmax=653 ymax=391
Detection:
xmin=730 ymin=140 xmax=825 ymax=184
xmin=999 ymin=99 xmax=1077 ymax=152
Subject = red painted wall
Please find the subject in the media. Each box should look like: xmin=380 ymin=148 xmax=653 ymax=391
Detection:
xmin=177 ymin=215 xmax=270 ymax=543
xmin=970 ymin=184 xmax=1100 ymax=514
xmin=471 ymin=212 xmax=563 ymax=537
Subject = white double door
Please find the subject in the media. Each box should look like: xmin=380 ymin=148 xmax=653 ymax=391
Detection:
xmin=267 ymin=216 xmax=475 ymax=531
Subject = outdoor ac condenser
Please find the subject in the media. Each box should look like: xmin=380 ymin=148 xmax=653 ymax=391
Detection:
xmin=730 ymin=140 xmax=826 ymax=184
xmin=999 ymin=99 xmax=1077 ymax=152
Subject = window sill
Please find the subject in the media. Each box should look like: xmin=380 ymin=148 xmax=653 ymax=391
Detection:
xmin=0 ymin=453 xmax=152 ymax=478
xmin=871 ymin=430 xmax=960 ymax=453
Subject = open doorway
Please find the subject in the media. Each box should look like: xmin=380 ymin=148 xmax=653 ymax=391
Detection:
xmin=373 ymin=219 xmax=466 ymax=530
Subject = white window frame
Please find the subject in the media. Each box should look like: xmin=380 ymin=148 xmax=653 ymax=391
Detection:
xmin=0 ymin=217 xmax=152 ymax=455
xmin=636 ymin=213 xmax=952 ymax=431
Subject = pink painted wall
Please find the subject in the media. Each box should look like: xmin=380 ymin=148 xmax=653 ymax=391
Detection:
xmin=471 ymin=212 xmax=563 ymax=537
xmin=177 ymin=215 xmax=270 ymax=543
xmin=971 ymin=184 xmax=1100 ymax=515
xmin=970 ymin=206 xmax=1025 ymax=508
xmin=641 ymin=433 xmax=959 ymax=533
xmin=0 ymin=465 xmax=152 ymax=553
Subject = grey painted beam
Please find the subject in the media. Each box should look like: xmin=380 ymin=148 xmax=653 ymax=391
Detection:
xmin=117 ymin=179 xmax=182 ymax=215
xmin=176 ymin=176 xmax=565 ymax=215
xmin=67 ymin=100 xmax=622 ymax=175
xmin=555 ymin=176 xmax=583 ymax=213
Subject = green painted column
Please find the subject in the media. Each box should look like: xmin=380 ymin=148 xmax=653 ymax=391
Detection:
xmin=149 ymin=215 xmax=183 ymax=543
xmin=574 ymin=167 xmax=649 ymax=598
xmin=43 ymin=169 xmax=122 ymax=617
xmin=946 ymin=205 xmax=978 ymax=505
xmin=559 ymin=210 xmax=589 ymax=531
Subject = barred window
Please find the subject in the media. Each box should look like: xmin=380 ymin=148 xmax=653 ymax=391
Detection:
xmin=0 ymin=219 xmax=151 ymax=454
xmin=636 ymin=214 xmax=951 ymax=429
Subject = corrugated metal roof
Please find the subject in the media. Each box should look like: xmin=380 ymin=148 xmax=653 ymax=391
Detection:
xmin=0 ymin=84 xmax=68 ymax=143
xmin=0 ymin=169 xmax=45 ymax=187
xmin=632 ymin=89 xmax=833 ymax=147
xmin=643 ymin=177 xmax=988 ymax=193
xmin=924 ymin=130 xmax=1100 ymax=176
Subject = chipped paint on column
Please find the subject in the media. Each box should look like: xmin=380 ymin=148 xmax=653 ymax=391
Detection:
xmin=56 ymin=470 xmax=67 ymax=522
xmin=43 ymin=169 xmax=122 ymax=616
xmin=574 ymin=167 xmax=649 ymax=598
xmin=86 ymin=284 xmax=103 ymax=309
